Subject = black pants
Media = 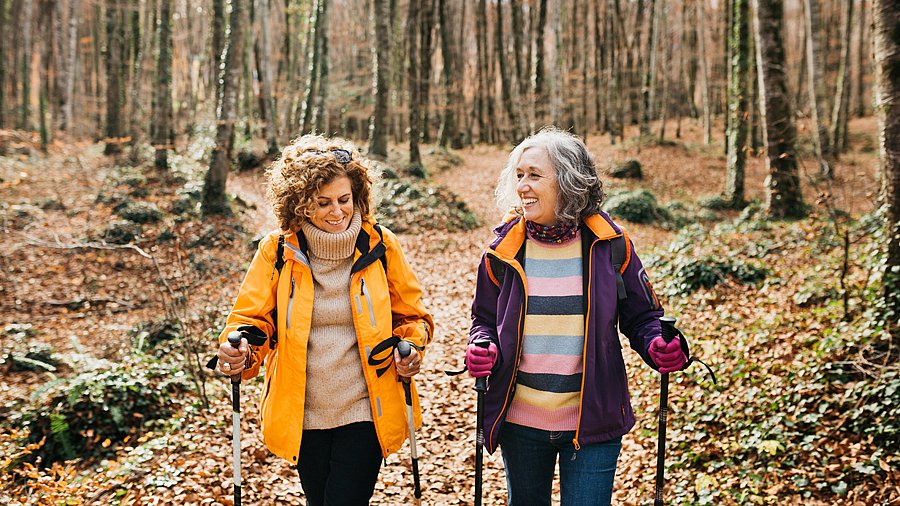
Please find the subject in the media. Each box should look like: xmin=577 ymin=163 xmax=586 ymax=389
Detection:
xmin=297 ymin=421 xmax=383 ymax=506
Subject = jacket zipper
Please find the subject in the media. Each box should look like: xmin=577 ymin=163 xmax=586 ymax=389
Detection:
xmin=485 ymin=251 xmax=528 ymax=452
xmin=572 ymin=237 xmax=601 ymax=454
xmin=286 ymin=276 xmax=295 ymax=329
xmin=361 ymin=277 xmax=377 ymax=327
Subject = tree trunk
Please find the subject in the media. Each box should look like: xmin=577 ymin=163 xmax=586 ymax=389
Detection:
xmin=406 ymin=0 xmax=421 ymax=167
xmin=368 ymin=0 xmax=390 ymax=158
xmin=497 ymin=0 xmax=521 ymax=142
xmin=725 ymin=0 xmax=749 ymax=207
xmin=127 ymin=0 xmax=143 ymax=152
xmin=510 ymin=0 xmax=525 ymax=99
xmin=313 ymin=0 xmax=329 ymax=133
xmin=803 ymin=0 xmax=833 ymax=177
xmin=753 ymin=0 xmax=804 ymax=219
xmin=152 ymin=0 xmax=172 ymax=169
xmin=594 ymin=0 xmax=605 ymax=133
xmin=628 ymin=0 xmax=645 ymax=124
xmin=20 ymin=0 xmax=33 ymax=130
xmin=533 ymin=0 xmax=548 ymax=127
xmin=475 ymin=0 xmax=488 ymax=142
xmin=855 ymin=0 xmax=867 ymax=118
xmin=0 ymin=0 xmax=8 ymax=128
xmin=419 ymin=0 xmax=434 ymax=143
xmin=203 ymin=0 xmax=246 ymax=215
xmin=104 ymin=0 xmax=126 ymax=155
xmin=256 ymin=0 xmax=278 ymax=153
xmin=211 ymin=0 xmax=224 ymax=100
xmin=607 ymin=0 xmax=620 ymax=143
xmin=437 ymin=0 xmax=463 ymax=149
xmin=300 ymin=0 xmax=321 ymax=134
xmin=657 ymin=1 xmax=669 ymax=142
xmin=60 ymin=0 xmax=79 ymax=132
xmin=829 ymin=0 xmax=854 ymax=156
xmin=872 ymin=0 xmax=900 ymax=336
xmin=698 ymin=0 xmax=711 ymax=144
xmin=640 ymin=0 xmax=657 ymax=137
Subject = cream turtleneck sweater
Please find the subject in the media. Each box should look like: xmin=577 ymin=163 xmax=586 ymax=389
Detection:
xmin=300 ymin=211 xmax=373 ymax=429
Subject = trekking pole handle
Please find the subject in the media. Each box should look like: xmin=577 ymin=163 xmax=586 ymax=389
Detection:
xmin=397 ymin=339 xmax=412 ymax=359
xmin=227 ymin=331 xmax=243 ymax=385
xmin=473 ymin=341 xmax=490 ymax=393
xmin=660 ymin=316 xmax=677 ymax=344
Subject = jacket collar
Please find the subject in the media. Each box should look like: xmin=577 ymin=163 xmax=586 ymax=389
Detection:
xmin=280 ymin=218 xmax=386 ymax=272
xmin=489 ymin=211 xmax=621 ymax=260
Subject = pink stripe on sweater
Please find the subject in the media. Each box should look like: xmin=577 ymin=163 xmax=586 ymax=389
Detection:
xmin=518 ymin=354 xmax=582 ymax=375
xmin=528 ymin=276 xmax=583 ymax=297
xmin=506 ymin=401 xmax=580 ymax=431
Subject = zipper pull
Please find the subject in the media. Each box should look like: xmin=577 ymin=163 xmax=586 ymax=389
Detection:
xmin=571 ymin=438 xmax=581 ymax=461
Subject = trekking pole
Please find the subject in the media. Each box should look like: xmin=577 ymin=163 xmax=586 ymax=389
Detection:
xmin=226 ymin=331 xmax=243 ymax=506
xmin=654 ymin=317 xmax=678 ymax=506
xmin=396 ymin=340 xmax=422 ymax=505
xmin=472 ymin=341 xmax=490 ymax=506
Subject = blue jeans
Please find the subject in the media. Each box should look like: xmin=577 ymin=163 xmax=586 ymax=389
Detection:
xmin=498 ymin=423 xmax=622 ymax=506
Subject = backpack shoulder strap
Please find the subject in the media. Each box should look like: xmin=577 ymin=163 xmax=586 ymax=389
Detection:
xmin=486 ymin=255 xmax=506 ymax=287
xmin=373 ymin=224 xmax=388 ymax=272
xmin=275 ymin=234 xmax=285 ymax=273
xmin=611 ymin=229 xmax=631 ymax=301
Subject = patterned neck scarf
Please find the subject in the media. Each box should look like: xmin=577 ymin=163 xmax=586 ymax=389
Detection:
xmin=525 ymin=219 xmax=579 ymax=244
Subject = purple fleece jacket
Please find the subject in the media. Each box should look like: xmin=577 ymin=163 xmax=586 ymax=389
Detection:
xmin=469 ymin=212 xmax=664 ymax=453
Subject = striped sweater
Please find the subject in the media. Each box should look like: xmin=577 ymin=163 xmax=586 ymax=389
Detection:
xmin=506 ymin=231 xmax=584 ymax=431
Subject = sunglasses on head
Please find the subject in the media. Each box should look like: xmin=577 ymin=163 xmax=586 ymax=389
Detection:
xmin=304 ymin=148 xmax=352 ymax=166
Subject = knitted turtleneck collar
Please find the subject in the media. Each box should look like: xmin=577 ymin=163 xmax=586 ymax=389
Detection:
xmin=301 ymin=211 xmax=362 ymax=261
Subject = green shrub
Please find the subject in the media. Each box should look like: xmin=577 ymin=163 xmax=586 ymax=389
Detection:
xmin=844 ymin=369 xmax=900 ymax=448
xmin=131 ymin=318 xmax=182 ymax=351
xmin=1 ymin=324 xmax=59 ymax=372
xmin=603 ymin=189 xmax=668 ymax=224
xmin=376 ymin=180 xmax=480 ymax=233
xmin=21 ymin=360 xmax=188 ymax=465
xmin=116 ymin=202 xmax=162 ymax=224
xmin=102 ymin=220 xmax=142 ymax=244
xmin=607 ymin=159 xmax=643 ymax=179
xmin=670 ymin=257 xmax=769 ymax=295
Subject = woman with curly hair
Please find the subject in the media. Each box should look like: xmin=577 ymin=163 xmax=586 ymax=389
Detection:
xmin=215 ymin=134 xmax=434 ymax=505
xmin=464 ymin=127 xmax=688 ymax=505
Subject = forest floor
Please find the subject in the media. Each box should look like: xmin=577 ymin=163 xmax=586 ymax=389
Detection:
xmin=0 ymin=117 xmax=897 ymax=505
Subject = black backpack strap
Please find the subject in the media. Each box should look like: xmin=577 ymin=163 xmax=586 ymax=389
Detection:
xmin=486 ymin=256 xmax=506 ymax=287
xmin=611 ymin=230 xmax=631 ymax=301
xmin=373 ymin=224 xmax=388 ymax=272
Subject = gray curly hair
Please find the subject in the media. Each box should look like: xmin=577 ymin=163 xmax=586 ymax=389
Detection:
xmin=495 ymin=127 xmax=605 ymax=225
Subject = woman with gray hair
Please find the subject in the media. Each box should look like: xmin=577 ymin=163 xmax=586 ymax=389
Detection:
xmin=465 ymin=127 xmax=688 ymax=505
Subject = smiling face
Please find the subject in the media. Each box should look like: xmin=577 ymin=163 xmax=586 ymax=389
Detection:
xmin=310 ymin=176 xmax=354 ymax=233
xmin=516 ymin=147 xmax=559 ymax=226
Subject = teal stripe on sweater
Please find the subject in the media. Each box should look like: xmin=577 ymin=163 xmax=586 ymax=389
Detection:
xmin=522 ymin=334 xmax=585 ymax=356
xmin=524 ymin=257 xmax=582 ymax=278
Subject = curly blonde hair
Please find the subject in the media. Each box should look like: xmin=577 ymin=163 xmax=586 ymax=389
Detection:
xmin=266 ymin=134 xmax=378 ymax=232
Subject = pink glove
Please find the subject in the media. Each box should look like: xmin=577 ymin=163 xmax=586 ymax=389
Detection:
xmin=466 ymin=342 xmax=498 ymax=378
xmin=648 ymin=336 xmax=687 ymax=374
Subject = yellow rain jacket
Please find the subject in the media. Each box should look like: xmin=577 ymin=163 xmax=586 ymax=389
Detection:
xmin=218 ymin=219 xmax=434 ymax=464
